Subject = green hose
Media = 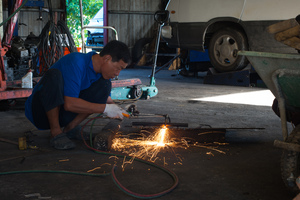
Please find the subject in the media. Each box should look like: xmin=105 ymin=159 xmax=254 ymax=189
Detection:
xmin=0 ymin=0 xmax=29 ymax=27
xmin=0 ymin=169 xmax=110 ymax=177
xmin=0 ymin=115 xmax=178 ymax=199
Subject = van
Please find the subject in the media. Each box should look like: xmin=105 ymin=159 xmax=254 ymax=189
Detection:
xmin=86 ymin=7 xmax=104 ymax=49
xmin=161 ymin=0 xmax=300 ymax=72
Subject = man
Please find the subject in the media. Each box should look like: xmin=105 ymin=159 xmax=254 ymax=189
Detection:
xmin=25 ymin=40 xmax=130 ymax=150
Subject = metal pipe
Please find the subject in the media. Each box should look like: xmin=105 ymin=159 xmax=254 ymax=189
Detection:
xmin=154 ymin=54 xmax=180 ymax=74
xmin=272 ymin=70 xmax=288 ymax=141
xmin=108 ymin=10 xmax=154 ymax=15
xmin=79 ymin=0 xmax=85 ymax=53
xmin=82 ymin=25 xmax=118 ymax=40
xmin=150 ymin=23 xmax=163 ymax=85
xmin=132 ymin=122 xmax=188 ymax=128
xmin=79 ymin=1 xmax=119 ymax=53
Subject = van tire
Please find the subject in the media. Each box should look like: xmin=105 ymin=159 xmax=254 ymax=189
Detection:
xmin=208 ymin=28 xmax=249 ymax=72
xmin=132 ymin=38 xmax=152 ymax=63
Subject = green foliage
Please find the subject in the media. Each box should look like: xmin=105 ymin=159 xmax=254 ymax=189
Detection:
xmin=66 ymin=0 xmax=103 ymax=47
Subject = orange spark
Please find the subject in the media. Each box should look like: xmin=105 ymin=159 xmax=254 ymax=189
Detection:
xmin=111 ymin=126 xmax=227 ymax=166
xmin=112 ymin=126 xmax=172 ymax=163
xmin=156 ymin=126 xmax=167 ymax=147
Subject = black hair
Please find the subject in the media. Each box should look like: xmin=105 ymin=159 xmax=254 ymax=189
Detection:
xmin=100 ymin=40 xmax=131 ymax=64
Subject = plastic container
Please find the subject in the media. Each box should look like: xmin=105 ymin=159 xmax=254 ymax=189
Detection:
xmin=64 ymin=47 xmax=82 ymax=55
xmin=18 ymin=136 xmax=27 ymax=150
xmin=21 ymin=69 xmax=33 ymax=88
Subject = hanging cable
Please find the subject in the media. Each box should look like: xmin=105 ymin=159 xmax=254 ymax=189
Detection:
xmin=35 ymin=0 xmax=78 ymax=75
xmin=0 ymin=0 xmax=29 ymax=27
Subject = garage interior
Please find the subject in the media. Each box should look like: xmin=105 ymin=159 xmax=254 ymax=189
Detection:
xmin=1 ymin=0 xmax=300 ymax=200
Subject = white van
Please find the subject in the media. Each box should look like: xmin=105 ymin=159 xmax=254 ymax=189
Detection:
xmin=86 ymin=7 xmax=104 ymax=48
xmin=161 ymin=0 xmax=300 ymax=72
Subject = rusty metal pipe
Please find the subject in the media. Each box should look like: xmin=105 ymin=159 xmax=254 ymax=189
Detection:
xmin=132 ymin=122 xmax=188 ymax=128
xmin=93 ymin=119 xmax=123 ymax=151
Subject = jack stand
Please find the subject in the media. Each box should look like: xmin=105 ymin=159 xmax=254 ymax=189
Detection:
xmin=140 ymin=76 xmax=158 ymax=99
xmin=203 ymin=67 xmax=264 ymax=87
xmin=138 ymin=11 xmax=170 ymax=100
xmin=112 ymin=11 xmax=170 ymax=100
xmin=105 ymin=11 xmax=171 ymax=100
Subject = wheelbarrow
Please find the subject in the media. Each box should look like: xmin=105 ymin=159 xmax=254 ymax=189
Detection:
xmin=239 ymin=50 xmax=300 ymax=193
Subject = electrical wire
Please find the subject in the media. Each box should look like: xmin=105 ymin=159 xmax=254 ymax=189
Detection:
xmin=81 ymin=115 xmax=179 ymax=199
xmin=0 ymin=170 xmax=110 ymax=177
xmin=0 ymin=115 xmax=178 ymax=199
xmin=0 ymin=0 xmax=29 ymax=27
xmin=36 ymin=0 xmax=78 ymax=75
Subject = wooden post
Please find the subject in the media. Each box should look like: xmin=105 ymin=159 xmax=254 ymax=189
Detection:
xmin=168 ymin=48 xmax=181 ymax=70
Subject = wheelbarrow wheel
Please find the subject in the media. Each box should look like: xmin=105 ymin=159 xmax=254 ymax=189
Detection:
xmin=281 ymin=125 xmax=300 ymax=193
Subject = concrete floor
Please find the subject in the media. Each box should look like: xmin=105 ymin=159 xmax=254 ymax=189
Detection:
xmin=0 ymin=67 xmax=297 ymax=200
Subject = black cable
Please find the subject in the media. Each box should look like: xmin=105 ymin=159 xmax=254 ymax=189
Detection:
xmin=0 ymin=0 xmax=29 ymax=27
xmin=34 ymin=0 xmax=78 ymax=75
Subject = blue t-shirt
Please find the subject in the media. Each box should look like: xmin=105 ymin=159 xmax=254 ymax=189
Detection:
xmin=25 ymin=51 xmax=101 ymax=126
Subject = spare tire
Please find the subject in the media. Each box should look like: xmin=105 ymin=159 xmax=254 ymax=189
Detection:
xmin=132 ymin=38 xmax=152 ymax=63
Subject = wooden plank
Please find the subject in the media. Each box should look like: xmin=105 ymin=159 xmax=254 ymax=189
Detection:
xmin=267 ymin=18 xmax=298 ymax=34
xmin=275 ymin=25 xmax=300 ymax=41
xmin=168 ymin=48 xmax=181 ymax=70
xmin=282 ymin=37 xmax=300 ymax=50
xmin=0 ymin=137 xmax=18 ymax=145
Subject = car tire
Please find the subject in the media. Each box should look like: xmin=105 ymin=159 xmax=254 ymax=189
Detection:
xmin=208 ymin=28 xmax=249 ymax=72
xmin=132 ymin=38 xmax=152 ymax=63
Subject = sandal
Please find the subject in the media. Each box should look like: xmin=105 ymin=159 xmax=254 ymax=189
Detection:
xmin=65 ymin=125 xmax=91 ymax=140
xmin=50 ymin=133 xmax=76 ymax=150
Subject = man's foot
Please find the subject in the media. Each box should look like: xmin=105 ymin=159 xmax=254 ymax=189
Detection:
xmin=65 ymin=125 xmax=91 ymax=140
xmin=50 ymin=133 xmax=76 ymax=150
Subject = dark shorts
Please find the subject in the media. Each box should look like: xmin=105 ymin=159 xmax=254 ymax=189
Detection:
xmin=32 ymin=68 xmax=111 ymax=130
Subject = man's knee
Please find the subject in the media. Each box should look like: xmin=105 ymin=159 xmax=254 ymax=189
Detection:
xmin=37 ymin=69 xmax=64 ymax=112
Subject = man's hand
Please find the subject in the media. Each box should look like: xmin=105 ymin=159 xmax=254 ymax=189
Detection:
xmin=104 ymin=104 xmax=125 ymax=119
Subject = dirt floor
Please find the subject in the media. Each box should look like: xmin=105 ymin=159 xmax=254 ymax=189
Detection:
xmin=0 ymin=67 xmax=297 ymax=200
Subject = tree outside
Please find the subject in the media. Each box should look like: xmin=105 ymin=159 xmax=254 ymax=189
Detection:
xmin=66 ymin=0 xmax=103 ymax=47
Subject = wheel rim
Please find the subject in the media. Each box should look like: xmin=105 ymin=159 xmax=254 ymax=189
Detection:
xmin=213 ymin=34 xmax=239 ymax=66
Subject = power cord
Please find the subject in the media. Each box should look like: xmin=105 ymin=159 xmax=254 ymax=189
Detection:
xmin=81 ymin=115 xmax=179 ymax=199
xmin=0 ymin=114 xmax=178 ymax=199
xmin=36 ymin=0 xmax=78 ymax=75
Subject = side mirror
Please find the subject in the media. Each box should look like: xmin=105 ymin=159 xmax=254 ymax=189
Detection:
xmin=154 ymin=10 xmax=169 ymax=25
